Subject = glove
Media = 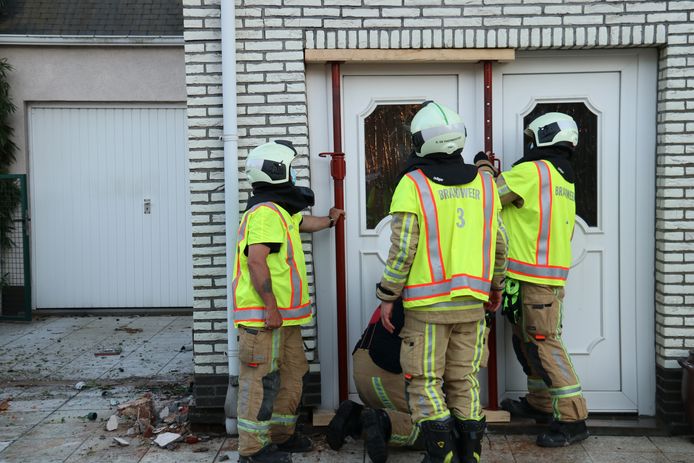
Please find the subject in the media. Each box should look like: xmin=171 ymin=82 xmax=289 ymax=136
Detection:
xmin=474 ymin=151 xmax=499 ymax=177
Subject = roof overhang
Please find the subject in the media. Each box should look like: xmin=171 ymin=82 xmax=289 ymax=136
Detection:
xmin=305 ymin=48 xmax=515 ymax=63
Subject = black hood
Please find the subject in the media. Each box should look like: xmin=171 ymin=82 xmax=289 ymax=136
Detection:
xmin=398 ymin=151 xmax=478 ymax=186
xmin=245 ymin=182 xmax=315 ymax=215
xmin=513 ymin=146 xmax=575 ymax=183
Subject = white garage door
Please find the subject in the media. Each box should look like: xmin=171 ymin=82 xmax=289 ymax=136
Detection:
xmin=29 ymin=106 xmax=193 ymax=309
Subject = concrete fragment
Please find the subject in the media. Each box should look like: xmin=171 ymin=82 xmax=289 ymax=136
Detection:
xmin=106 ymin=414 xmax=118 ymax=431
xmin=117 ymin=394 xmax=155 ymax=422
xmin=154 ymin=432 xmax=181 ymax=448
xmin=113 ymin=437 xmax=129 ymax=446
xmin=74 ymin=381 xmax=85 ymax=390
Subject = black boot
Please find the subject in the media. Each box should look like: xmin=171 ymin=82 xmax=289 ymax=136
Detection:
xmin=360 ymin=408 xmax=391 ymax=463
xmin=500 ymin=397 xmax=553 ymax=423
xmin=276 ymin=431 xmax=313 ymax=453
xmin=238 ymin=444 xmax=292 ymax=463
xmin=326 ymin=399 xmax=364 ymax=450
xmin=419 ymin=417 xmax=459 ymax=463
xmin=454 ymin=418 xmax=486 ymax=463
xmin=536 ymin=420 xmax=589 ymax=447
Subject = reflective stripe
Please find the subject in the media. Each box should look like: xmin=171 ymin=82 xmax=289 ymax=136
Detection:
xmin=238 ymin=417 xmax=271 ymax=432
xmin=403 ymin=274 xmax=491 ymax=301
xmin=424 ymin=322 xmax=446 ymax=416
xmin=233 ymin=302 xmax=312 ymax=324
xmin=408 ymin=170 xmax=445 ymax=282
xmin=469 ymin=318 xmax=485 ymax=420
xmin=549 ymin=384 xmax=582 ymax=399
xmin=371 ymin=377 xmax=396 ymax=410
xmin=535 ymin=161 xmax=553 ymax=266
xmin=418 ymin=122 xmax=467 ymax=143
xmin=528 ymin=377 xmax=548 ymax=392
xmin=507 ymin=258 xmax=569 ymax=281
xmin=481 ymin=173 xmax=494 ymax=280
xmin=271 ymin=329 xmax=280 ymax=371
xmin=416 ymin=299 xmax=482 ymax=310
xmin=498 ymin=183 xmax=511 ymax=197
xmin=270 ymin=413 xmax=298 ymax=426
xmin=393 ymin=213 xmax=415 ymax=271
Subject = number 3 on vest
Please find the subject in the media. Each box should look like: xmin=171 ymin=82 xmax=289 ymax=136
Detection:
xmin=456 ymin=207 xmax=465 ymax=228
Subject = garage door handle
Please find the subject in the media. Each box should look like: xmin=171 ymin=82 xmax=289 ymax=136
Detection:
xmin=144 ymin=199 xmax=151 ymax=214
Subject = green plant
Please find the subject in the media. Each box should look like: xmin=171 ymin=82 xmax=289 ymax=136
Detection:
xmin=0 ymin=58 xmax=20 ymax=286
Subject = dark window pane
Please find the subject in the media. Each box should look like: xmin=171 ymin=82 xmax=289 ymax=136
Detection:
xmin=523 ymin=103 xmax=598 ymax=227
xmin=364 ymin=104 xmax=419 ymax=229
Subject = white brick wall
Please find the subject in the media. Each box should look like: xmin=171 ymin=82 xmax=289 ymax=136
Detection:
xmin=185 ymin=0 xmax=694 ymax=377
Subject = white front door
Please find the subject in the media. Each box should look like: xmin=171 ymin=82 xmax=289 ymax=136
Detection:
xmin=29 ymin=106 xmax=193 ymax=309
xmin=494 ymin=51 xmax=656 ymax=413
xmin=340 ymin=66 xmax=482 ymax=397
xmin=309 ymin=51 xmax=655 ymax=413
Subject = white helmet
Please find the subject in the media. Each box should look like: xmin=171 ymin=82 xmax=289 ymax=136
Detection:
xmin=410 ymin=101 xmax=467 ymax=157
xmin=524 ymin=112 xmax=578 ymax=149
xmin=245 ymin=140 xmax=298 ymax=185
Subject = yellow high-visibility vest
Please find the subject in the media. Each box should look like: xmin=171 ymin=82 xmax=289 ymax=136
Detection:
xmin=232 ymin=202 xmax=312 ymax=327
xmin=389 ymin=169 xmax=500 ymax=310
xmin=500 ymin=160 xmax=575 ymax=286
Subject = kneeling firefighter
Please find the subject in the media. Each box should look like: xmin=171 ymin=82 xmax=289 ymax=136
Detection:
xmin=377 ymin=101 xmax=508 ymax=463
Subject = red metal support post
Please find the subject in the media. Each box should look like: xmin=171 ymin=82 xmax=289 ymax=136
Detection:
xmin=483 ymin=60 xmax=500 ymax=411
xmin=320 ymin=62 xmax=349 ymax=402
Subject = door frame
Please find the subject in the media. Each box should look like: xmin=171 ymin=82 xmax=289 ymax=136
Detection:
xmin=491 ymin=49 xmax=657 ymax=415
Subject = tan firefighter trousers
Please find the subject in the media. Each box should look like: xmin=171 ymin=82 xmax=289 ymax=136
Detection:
xmin=352 ymin=348 xmax=418 ymax=446
xmin=400 ymin=315 xmax=487 ymax=424
xmin=237 ymin=325 xmax=308 ymax=456
xmin=512 ymin=282 xmax=588 ymax=422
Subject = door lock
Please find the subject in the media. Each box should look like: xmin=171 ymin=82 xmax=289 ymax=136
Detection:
xmin=144 ymin=199 xmax=151 ymax=214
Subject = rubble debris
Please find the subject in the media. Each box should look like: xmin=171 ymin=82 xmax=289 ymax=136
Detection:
xmin=159 ymin=406 xmax=170 ymax=421
xmin=117 ymin=394 xmax=155 ymax=422
xmin=106 ymin=414 xmax=119 ymax=431
xmin=0 ymin=398 xmax=11 ymax=412
xmin=112 ymin=437 xmax=129 ymax=447
xmin=115 ymin=326 xmax=143 ymax=334
xmin=86 ymin=412 xmax=97 ymax=421
xmin=94 ymin=347 xmax=123 ymax=356
xmin=192 ymin=447 xmax=209 ymax=453
xmin=180 ymin=345 xmax=192 ymax=352
xmin=74 ymin=381 xmax=86 ymax=390
xmin=109 ymin=399 xmax=119 ymax=406
xmin=185 ymin=435 xmax=199 ymax=444
xmin=219 ymin=455 xmax=230 ymax=462
xmin=154 ymin=432 xmax=181 ymax=448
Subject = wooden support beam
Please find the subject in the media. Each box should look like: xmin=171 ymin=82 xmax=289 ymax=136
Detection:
xmin=305 ymin=48 xmax=515 ymax=64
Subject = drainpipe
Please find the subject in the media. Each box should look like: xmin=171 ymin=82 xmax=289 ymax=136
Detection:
xmin=221 ymin=0 xmax=240 ymax=435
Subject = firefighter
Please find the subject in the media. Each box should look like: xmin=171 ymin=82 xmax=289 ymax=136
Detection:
xmin=327 ymin=299 xmax=494 ymax=463
xmin=326 ymin=299 xmax=421 ymax=463
xmin=478 ymin=112 xmax=590 ymax=447
xmin=233 ymin=140 xmax=344 ymax=463
xmin=377 ymin=101 xmax=507 ymax=463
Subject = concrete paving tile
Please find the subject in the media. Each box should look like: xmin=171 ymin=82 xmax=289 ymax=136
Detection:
xmin=513 ymin=448 xmax=593 ymax=463
xmin=0 ymin=441 xmax=12 ymax=453
xmin=3 ymin=398 xmax=69 ymax=412
xmin=504 ymin=434 xmax=540 ymax=452
xmin=138 ymin=436 xmax=226 ymax=463
xmin=33 ymin=408 xmax=115 ymax=437
xmin=582 ymin=435 xmax=658 ymax=452
xmin=666 ymin=452 xmax=694 ymax=463
xmin=588 ymin=451 xmax=669 ymax=463
xmin=650 ymin=436 xmax=694 ymax=453
xmin=64 ymin=434 xmax=150 ymax=463
xmin=0 ymin=410 xmax=53 ymax=438
xmin=0 ymin=436 xmax=87 ymax=463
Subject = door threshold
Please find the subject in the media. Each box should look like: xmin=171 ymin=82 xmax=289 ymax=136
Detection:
xmin=489 ymin=415 xmax=668 ymax=437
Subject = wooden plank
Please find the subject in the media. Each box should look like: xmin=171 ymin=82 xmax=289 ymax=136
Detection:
xmin=305 ymin=48 xmax=515 ymax=64
xmin=312 ymin=408 xmax=336 ymax=427
xmin=483 ymin=409 xmax=511 ymax=423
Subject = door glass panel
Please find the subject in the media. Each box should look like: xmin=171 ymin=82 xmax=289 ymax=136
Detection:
xmin=364 ymin=104 xmax=419 ymax=229
xmin=523 ymin=103 xmax=598 ymax=227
